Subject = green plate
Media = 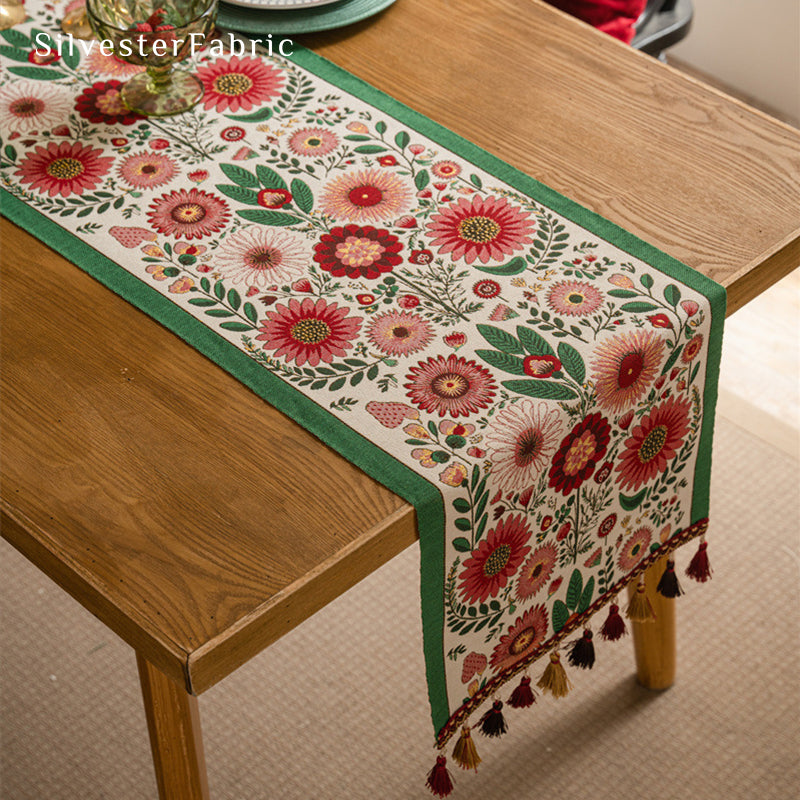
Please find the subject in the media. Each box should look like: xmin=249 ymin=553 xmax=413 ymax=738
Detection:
xmin=218 ymin=0 xmax=398 ymax=35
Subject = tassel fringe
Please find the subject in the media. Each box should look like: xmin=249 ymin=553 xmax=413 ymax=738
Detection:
xmin=507 ymin=675 xmax=536 ymax=709
xmin=600 ymin=602 xmax=627 ymax=641
xmin=426 ymin=755 xmax=454 ymax=797
xmin=452 ymin=725 xmax=481 ymax=772
xmin=686 ymin=539 xmax=712 ymax=582
xmin=626 ymin=580 xmax=656 ymax=622
xmin=537 ymin=652 xmax=572 ymax=698
xmin=657 ymin=559 xmax=684 ymax=598
xmin=567 ymin=629 xmax=595 ymax=669
xmin=478 ymin=699 xmax=507 ymax=738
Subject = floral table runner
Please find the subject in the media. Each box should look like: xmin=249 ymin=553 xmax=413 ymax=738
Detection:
xmin=0 ymin=3 xmax=725 ymax=795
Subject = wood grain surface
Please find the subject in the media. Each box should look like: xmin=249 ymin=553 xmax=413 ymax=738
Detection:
xmin=2 ymin=0 xmax=799 ymax=695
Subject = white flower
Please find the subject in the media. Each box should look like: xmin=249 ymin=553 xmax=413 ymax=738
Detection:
xmin=0 ymin=81 xmax=72 ymax=134
xmin=214 ymin=226 xmax=308 ymax=288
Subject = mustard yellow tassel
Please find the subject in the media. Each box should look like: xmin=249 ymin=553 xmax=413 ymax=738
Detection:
xmin=452 ymin=725 xmax=481 ymax=772
xmin=626 ymin=580 xmax=656 ymax=622
xmin=537 ymin=652 xmax=572 ymax=698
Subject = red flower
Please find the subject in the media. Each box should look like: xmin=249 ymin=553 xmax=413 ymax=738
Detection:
xmin=255 ymin=297 xmax=362 ymax=367
xmin=458 ymin=514 xmax=532 ymax=604
xmin=292 ymin=278 xmax=312 ymax=293
xmin=110 ymin=137 xmax=128 ymax=147
xmin=410 ymin=249 xmax=434 ymax=265
xmin=648 ymin=313 xmax=672 ymax=328
xmin=616 ymin=397 xmax=691 ymax=491
xmin=15 ymin=140 xmax=113 ymax=197
xmin=473 ymin=279 xmax=501 ymax=299
xmin=196 ymin=55 xmax=284 ymax=113
xmin=425 ymin=195 xmax=535 ymax=264
xmin=594 ymin=460 xmax=613 ymax=483
xmin=377 ymin=155 xmax=397 ymax=166
xmin=313 ymin=224 xmax=403 ymax=280
xmin=682 ymin=334 xmax=704 ymax=363
xmin=547 ymin=577 xmax=563 ymax=597
xmin=257 ymin=188 xmax=292 ymax=208
xmin=618 ymin=409 xmax=634 ymax=430
xmin=523 ymin=354 xmax=561 ymax=379
xmin=405 ymin=354 xmax=497 ymax=418
xmin=147 ymin=188 xmax=230 ymax=240
xmin=598 ymin=513 xmax=616 ymax=538
xmin=548 ymin=413 xmax=611 ymax=495
xmin=28 ymin=48 xmax=60 ymax=65
xmin=75 ymin=81 xmax=142 ymax=125
xmin=356 ymin=293 xmax=376 ymax=305
xmin=556 ymin=521 xmax=571 ymax=541
xmin=398 ymin=295 xmax=420 ymax=309
xmin=490 ymin=604 xmax=548 ymax=671
xmin=221 ymin=126 xmax=246 ymax=141
xmin=444 ymin=332 xmax=466 ymax=351
xmin=150 ymin=138 xmax=170 ymax=150
xmin=396 ymin=215 xmax=418 ymax=228
xmin=540 ymin=515 xmax=553 ymax=531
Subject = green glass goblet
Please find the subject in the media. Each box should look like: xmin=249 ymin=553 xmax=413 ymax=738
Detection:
xmin=85 ymin=0 xmax=218 ymax=117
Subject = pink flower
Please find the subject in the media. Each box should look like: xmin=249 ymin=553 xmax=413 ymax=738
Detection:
xmin=395 ymin=215 xmax=417 ymax=228
xmin=680 ymin=300 xmax=699 ymax=317
xmin=408 ymin=144 xmax=426 ymax=155
xmin=196 ymin=55 xmax=284 ymax=113
xmin=444 ymin=331 xmax=467 ymax=350
xmin=15 ymin=141 xmax=113 ymax=197
xmin=608 ymin=274 xmax=635 ymax=289
xmin=439 ymin=462 xmax=468 ymax=487
xmin=168 ymin=278 xmax=194 ymax=293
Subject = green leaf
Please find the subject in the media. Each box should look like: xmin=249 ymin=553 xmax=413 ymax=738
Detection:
xmin=329 ymin=377 xmax=346 ymax=392
xmin=227 ymin=289 xmax=241 ymax=311
xmin=661 ymin=343 xmax=684 ymax=375
xmin=453 ymin=498 xmax=471 ymax=513
xmin=243 ymin=302 xmax=258 ymax=325
xmin=578 ymin=576 xmax=595 ymax=613
xmin=473 ymin=256 xmax=526 ymax=276
xmin=566 ymin=569 xmax=583 ymax=611
xmin=0 ymin=29 xmax=30 ymax=48
xmin=220 ymin=321 xmax=254 ymax=332
xmin=213 ymin=281 xmax=226 ymax=301
xmin=220 ymin=164 xmax=260 ymax=188
xmin=452 ymin=537 xmax=472 ymax=553
xmin=477 ymin=324 xmax=524 ymax=354
xmin=607 ymin=289 xmax=639 ymax=298
xmin=557 ymin=342 xmax=585 ymax=383
xmin=206 ymin=309 xmax=233 ymax=318
xmin=663 ymin=284 xmax=682 ymax=306
xmin=445 ymin=435 xmax=467 ymax=449
xmin=7 ymin=66 xmax=68 ymax=81
xmin=61 ymin=41 xmax=81 ymax=70
xmin=237 ymin=209 xmax=304 ymax=226
xmin=552 ymin=600 xmax=570 ymax=633
xmin=4 ymin=144 xmax=17 ymax=162
xmin=375 ymin=120 xmax=387 ymax=135
xmin=620 ymin=301 xmax=659 ymax=313
xmin=344 ymin=134 xmax=372 ymax=141
xmin=225 ymin=106 xmax=273 ymax=123
xmin=394 ymin=130 xmax=410 ymax=149
xmin=414 ymin=169 xmax=429 ymax=191
xmin=517 ymin=325 xmax=555 ymax=356
xmin=353 ymin=144 xmax=387 ymax=154
xmin=690 ymin=361 xmax=701 ymax=383
xmin=475 ymin=349 xmax=526 ymax=375
xmin=216 ymin=183 xmax=260 ymax=205
xmin=256 ymin=164 xmax=287 ymax=189
xmin=619 ymin=487 xmax=647 ymax=510
xmin=290 ymin=178 xmax=313 ymax=213
xmin=0 ymin=45 xmax=34 ymax=63
xmin=502 ymin=380 xmax=578 ymax=400
xmin=640 ymin=273 xmax=654 ymax=289
xmin=469 ymin=173 xmax=482 ymax=189
xmin=454 ymin=518 xmax=472 ymax=531
xmin=471 ymin=464 xmax=481 ymax=490
xmin=189 ymin=298 xmax=217 ymax=307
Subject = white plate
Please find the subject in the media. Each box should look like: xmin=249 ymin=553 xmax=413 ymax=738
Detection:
xmin=221 ymin=0 xmax=342 ymax=9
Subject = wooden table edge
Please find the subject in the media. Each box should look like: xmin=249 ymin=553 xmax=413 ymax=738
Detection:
xmin=185 ymin=503 xmax=418 ymax=694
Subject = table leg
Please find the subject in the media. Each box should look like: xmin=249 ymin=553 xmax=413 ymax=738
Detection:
xmin=136 ymin=653 xmax=210 ymax=800
xmin=627 ymin=556 xmax=676 ymax=689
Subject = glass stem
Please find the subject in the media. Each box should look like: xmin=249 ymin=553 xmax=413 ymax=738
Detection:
xmin=146 ymin=65 xmax=173 ymax=95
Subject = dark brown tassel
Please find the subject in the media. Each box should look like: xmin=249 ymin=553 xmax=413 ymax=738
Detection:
xmin=478 ymin=699 xmax=507 ymax=738
xmin=657 ymin=559 xmax=684 ymax=597
xmin=686 ymin=540 xmax=712 ymax=582
xmin=626 ymin=580 xmax=656 ymax=622
xmin=600 ymin=602 xmax=627 ymax=641
xmin=507 ymin=675 xmax=536 ymax=708
xmin=426 ymin=755 xmax=454 ymax=797
xmin=567 ymin=629 xmax=595 ymax=669
xmin=537 ymin=652 xmax=572 ymax=698
xmin=452 ymin=725 xmax=481 ymax=771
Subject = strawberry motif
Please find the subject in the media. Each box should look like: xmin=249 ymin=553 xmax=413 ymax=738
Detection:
xmin=461 ymin=652 xmax=487 ymax=684
xmin=109 ymin=226 xmax=157 ymax=248
xmin=366 ymin=401 xmax=420 ymax=428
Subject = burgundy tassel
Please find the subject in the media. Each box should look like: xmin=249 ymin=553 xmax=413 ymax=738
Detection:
xmin=600 ymin=602 xmax=627 ymax=641
xmin=478 ymin=699 xmax=508 ymax=738
xmin=657 ymin=558 xmax=684 ymax=597
xmin=426 ymin=755 xmax=454 ymax=797
xmin=567 ymin=629 xmax=595 ymax=669
xmin=507 ymin=675 xmax=536 ymax=708
xmin=686 ymin=540 xmax=712 ymax=582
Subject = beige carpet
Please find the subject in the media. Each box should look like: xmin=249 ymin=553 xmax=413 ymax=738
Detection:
xmin=2 ymin=411 xmax=799 ymax=800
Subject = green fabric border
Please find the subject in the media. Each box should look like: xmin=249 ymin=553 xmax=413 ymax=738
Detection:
xmin=0 ymin=41 xmax=726 ymax=738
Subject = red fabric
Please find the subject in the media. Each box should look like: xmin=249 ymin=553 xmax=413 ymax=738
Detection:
xmin=545 ymin=0 xmax=647 ymax=44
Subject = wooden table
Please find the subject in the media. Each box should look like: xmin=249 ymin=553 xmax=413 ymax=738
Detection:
xmin=2 ymin=1 xmax=799 ymax=796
